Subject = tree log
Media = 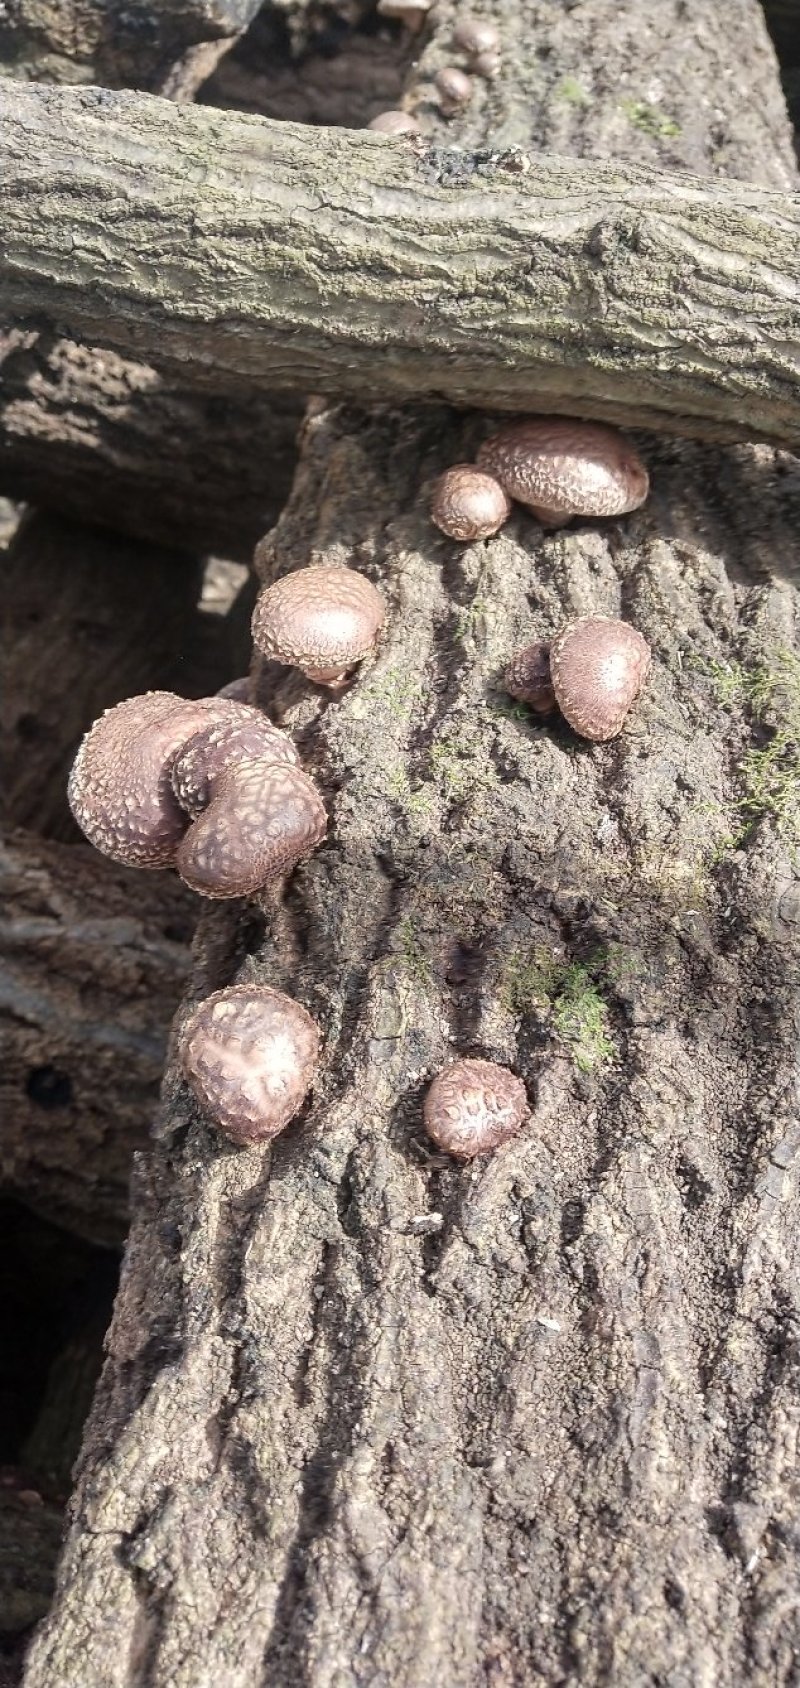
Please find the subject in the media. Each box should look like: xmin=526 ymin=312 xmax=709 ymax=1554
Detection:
xmin=3 ymin=78 xmax=800 ymax=448
xmin=0 ymin=829 xmax=196 ymax=1248
xmin=24 ymin=0 xmax=800 ymax=1684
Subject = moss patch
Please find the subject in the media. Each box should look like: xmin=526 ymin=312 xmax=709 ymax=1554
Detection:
xmin=502 ymin=950 xmax=615 ymax=1073
xmin=620 ymin=99 xmax=681 ymax=139
xmin=708 ymin=649 xmax=800 ymax=850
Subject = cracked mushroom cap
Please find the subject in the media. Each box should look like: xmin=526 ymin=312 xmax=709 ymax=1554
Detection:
xmin=179 ymin=983 xmax=320 ymax=1145
xmin=67 ymin=691 xmax=244 ymax=868
xmin=431 ymin=464 xmax=512 ymax=541
xmin=251 ymin=565 xmax=385 ymax=685
xmin=550 ymin=616 xmax=651 ymax=741
xmin=176 ymin=759 xmax=327 ymax=898
xmin=172 ymin=708 xmax=299 ymax=819
xmin=504 ymin=642 xmax=556 ymax=714
xmin=423 ymin=1058 xmax=528 ymax=1159
xmin=477 ymin=418 xmax=649 ymax=520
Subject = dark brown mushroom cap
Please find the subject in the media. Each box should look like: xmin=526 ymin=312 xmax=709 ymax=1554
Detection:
xmin=67 ymin=691 xmax=242 ymax=869
xmin=504 ymin=642 xmax=556 ymax=714
xmin=550 ymin=616 xmax=651 ymax=741
xmin=453 ymin=17 xmax=499 ymax=55
xmin=176 ymin=759 xmax=327 ymax=898
xmin=423 ymin=1058 xmax=528 ymax=1159
xmin=477 ymin=419 xmax=649 ymax=518
xmin=436 ymin=66 xmax=474 ymax=107
xmin=431 ymin=465 xmax=512 ymax=541
xmin=251 ymin=566 xmax=385 ymax=682
xmin=179 ymin=983 xmax=320 ymax=1145
xmin=172 ymin=708 xmax=299 ymax=819
xmin=367 ymin=110 xmax=423 ymax=134
xmin=215 ymin=676 xmax=253 ymax=704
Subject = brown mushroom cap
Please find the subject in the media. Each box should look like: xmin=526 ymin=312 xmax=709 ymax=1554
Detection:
xmin=67 ymin=691 xmax=243 ymax=869
xmin=176 ymin=759 xmax=327 ymax=898
xmin=367 ymin=110 xmax=423 ymax=134
xmin=504 ymin=642 xmax=556 ymax=714
xmin=424 ymin=1058 xmax=528 ymax=1159
xmin=453 ymin=17 xmax=499 ymax=55
xmin=172 ymin=708 xmax=299 ymax=819
xmin=550 ymin=616 xmax=651 ymax=741
xmin=477 ymin=419 xmax=649 ymax=519
xmin=431 ymin=464 xmax=512 ymax=541
xmin=436 ymin=66 xmax=474 ymax=108
xmin=473 ymin=49 xmax=501 ymax=78
xmin=251 ymin=565 xmax=385 ymax=685
xmin=179 ymin=983 xmax=320 ymax=1145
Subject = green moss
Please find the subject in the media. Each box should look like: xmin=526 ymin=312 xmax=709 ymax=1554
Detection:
xmin=385 ymin=765 xmax=433 ymax=817
xmin=620 ymin=99 xmax=681 ymax=139
xmin=707 ymin=649 xmax=800 ymax=848
xmin=430 ymin=735 xmax=495 ymax=805
xmin=395 ymin=916 xmax=431 ymax=986
xmin=556 ymin=77 xmax=589 ymax=106
xmin=502 ymin=950 xmax=614 ymax=1074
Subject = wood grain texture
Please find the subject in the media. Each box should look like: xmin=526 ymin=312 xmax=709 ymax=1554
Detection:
xmin=22 ymin=2 xmax=800 ymax=1685
xmin=2 ymin=76 xmax=800 ymax=446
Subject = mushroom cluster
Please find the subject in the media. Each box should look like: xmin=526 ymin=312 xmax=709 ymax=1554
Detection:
xmin=431 ymin=418 xmax=649 ymax=540
xmin=68 ymin=690 xmax=326 ymax=897
xmin=368 ymin=11 xmax=500 ymax=134
xmin=505 ymin=616 xmax=651 ymax=741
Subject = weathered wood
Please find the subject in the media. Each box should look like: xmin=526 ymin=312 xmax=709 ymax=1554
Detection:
xmin=0 ymin=0 xmax=264 ymax=91
xmin=0 ymin=829 xmax=196 ymax=1247
xmin=24 ymin=1 xmax=800 ymax=1685
xmin=3 ymin=80 xmax=800 ymax=448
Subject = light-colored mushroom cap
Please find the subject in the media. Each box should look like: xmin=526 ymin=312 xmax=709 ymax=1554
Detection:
xmin=367 ymin=111 xmax=423 ymax=134
xmin=251 ymin=565 xmax=385 ymax=684
xmin=176 ymin=759 xmax=327 ymax=898
xmin=67 ymin=691 xmax=240 ymax=868
xmin=172 ymin=707 xmax=299 ymax=819
xmin=453 ymin=17 xmax=499 ymax=56
xmin=423 ymin=1058 xmax=528 ymax=1159
xmin=504 ymin=642 xmax=556 ymax=713
xmin=477 ymin=419 xmax=649 ymax=518
xmin=377 ymin=0 xmax=433 ymax=19
xmin=550 ymin=616 xmax=651 ymax=741
xmin=431 ymin=465 xmax=512 ymax=541
xmin=179 ymin=983 xmax=320 ymax=1145
xmin=436 ymin=66 xmax=474 ymax=107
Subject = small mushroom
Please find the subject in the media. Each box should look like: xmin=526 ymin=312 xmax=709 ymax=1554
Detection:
xmin=453 ymin=17 xmax=499 ymax=57
xmin=179 ymin=983 xmax=320 ymax=1145
xmin=424 ymin=1058 xmax=528 ymax=1159
xmin=477 ymin=418 xmax=649 ymax=523
xmin=176 ymin=760 xmax=327 ymax=898
xmin=172 ymin=709 xmax=299 ymax=819
xmin=504 ymin=642 xmax=556 ymax=714
xmin=67 ymin=691 xmax=243 ymax=868
xmin=377 ymin=0 xmax=432 ymax=31
xmin=215 ymin=676 xmax=253 ymax=704
xmin=473 ymin=50 xmax=501 ymax=79
xmin=431 ymin=464 xmax=512 ymax=541
xmin=436 ymin=66 xmax=474 ymax=111
xmin=550 ymin=616 xmax=651 ymax=741
xmin=367 ymin=111 xmax=423 ymax=134
xmin=251 ymin=565 xmax=386 ymax=687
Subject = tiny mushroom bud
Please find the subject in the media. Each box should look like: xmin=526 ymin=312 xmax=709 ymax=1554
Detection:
xmin=171 ymin=707 xmax=298 ymax=819
xmin=453 ymin=17 xmax=499 ymax=56
xmin=424 ymin=1058 xmax=528 ymax=1159
xmin=377 ymin=0 xmax=433 ymax=30
xmin=67 ymin=691 xmax=248 ymax=869
xmin=179 ymin=983 xmax=320 ymax=1145
xmin=251 ymin=565 xmax=385 ymax=687
xmin=176 ymin=760 xmax=326 ymax=899
xmin=504 ymin=642 xmax=556 ymax=714
xmin=367 ymin=110 xmax=423 ymax=134
xmin=477 ymin=418 xmax=649 ymax=523
xmin=550 ymin=615 xmax=651 ymax=741
xmin=436 ymin=66 xmax=474 ymax=110
xmin=473 ymin=49 xmax=501 ymax=78
xmin=431 ymin=464 xmax=512 ymax=541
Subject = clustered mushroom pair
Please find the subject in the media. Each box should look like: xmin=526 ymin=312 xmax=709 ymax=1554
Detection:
xmin=368 ymin=11 xmax=499 ymax=134
xmin=69 ymin=411 xmax=652 ymax=1163
xmin=179 ymin=981 xmax=527 ymax=1162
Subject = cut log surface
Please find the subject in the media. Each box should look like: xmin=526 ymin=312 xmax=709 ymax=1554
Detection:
xmin=24 ymin=2 xmax=800 ymax=1686
xmin=2 ymin=74 xmax=800 ymax=447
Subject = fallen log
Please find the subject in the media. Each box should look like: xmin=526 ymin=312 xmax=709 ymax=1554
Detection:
xmin=2 ymin=78 xmax=800 ymax=447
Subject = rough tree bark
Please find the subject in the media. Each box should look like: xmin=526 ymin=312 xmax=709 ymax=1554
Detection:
xmin=3 ymin=81 xmax=800 ymax=446
xmin=24 ymin=2 xmax=800 ymax=1685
